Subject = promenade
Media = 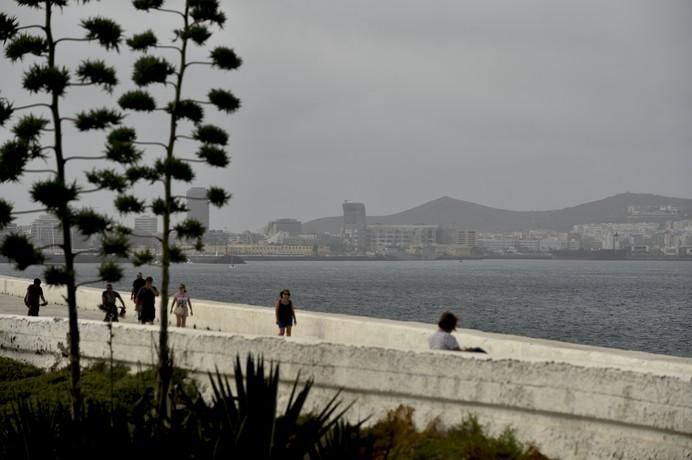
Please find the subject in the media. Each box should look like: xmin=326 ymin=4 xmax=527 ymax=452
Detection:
xmin=0 ymin=291 xmax=141 ymax=324
xmin=1 ymin=275 xmax=691 ymax=459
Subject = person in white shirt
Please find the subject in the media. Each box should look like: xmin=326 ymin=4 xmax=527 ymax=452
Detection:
xmin=428 ymin=311 xmax=486 ymax=353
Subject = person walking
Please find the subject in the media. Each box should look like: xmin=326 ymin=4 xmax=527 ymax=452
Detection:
xmin=100 ymin=283 xmax=126 ymax=322
xmin=275 ymin=289 xmax=297 ymax=337
xmin=24 ymin=278 xmax=47 ymax=317
xmin=135 ymin=276 xmax=159 ymax=325
xmin=170 ymin=283 xmax=193 ymax=328
xmin=131 ymin=272 xmax=145 ymax=302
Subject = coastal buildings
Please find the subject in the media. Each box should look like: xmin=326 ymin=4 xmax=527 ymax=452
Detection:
xmin=265 ymin=218 xmax=302 ymax=237
xmin=342 ymin=201 xmax=367 ymax=253
xmin=30 ymin=214 xmax=60 ymax=248
xmin=366 ymin=224 xmax=438 ymax=252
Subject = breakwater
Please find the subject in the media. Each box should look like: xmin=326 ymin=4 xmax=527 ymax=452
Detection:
xmin=0 ymin=276 xmax=690 ymax=459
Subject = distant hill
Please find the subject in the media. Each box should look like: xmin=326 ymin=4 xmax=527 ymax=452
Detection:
xmin=302 ymin=193 xmax=692 ymax=234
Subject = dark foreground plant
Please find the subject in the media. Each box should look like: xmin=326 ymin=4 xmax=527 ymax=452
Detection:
xmin=0 ymin=357 xmax=550 ymax=459
xmin=0 ymin=355 xmax=371 ymax=460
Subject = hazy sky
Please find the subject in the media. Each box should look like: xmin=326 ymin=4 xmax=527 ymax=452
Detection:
xmin=1 ymin=0 xmax=691 ymax=232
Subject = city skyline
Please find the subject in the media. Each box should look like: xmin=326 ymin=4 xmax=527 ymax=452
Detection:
xmin=1 ymin=1 xmax=691 ymax=233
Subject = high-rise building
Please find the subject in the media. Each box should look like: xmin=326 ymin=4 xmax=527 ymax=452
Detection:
xmin=342 ymin=202 xmax=367 ymax=253
xmin=30 ymin=214 xmax=60 ymax=247
xmin=134 ymin=215 xmax=158 ymax=235
xmin=186 ymin=187 xmax=209 ymax=231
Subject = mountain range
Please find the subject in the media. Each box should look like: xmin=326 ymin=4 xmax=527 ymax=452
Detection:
xmin=302 ymin=193 xmax=692 ymax=234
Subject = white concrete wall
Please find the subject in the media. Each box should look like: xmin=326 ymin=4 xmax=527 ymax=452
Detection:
xmin=1 ymin=275 xmax=690 ymax=378
xmin=1 ymin=276 xmax=691 ymax=459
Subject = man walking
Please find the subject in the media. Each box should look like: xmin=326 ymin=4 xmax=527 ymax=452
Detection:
xmin=135 ymin=276 xmax=159 ymax=325
xmin=24 ymin=278 xmax=48 ymax=317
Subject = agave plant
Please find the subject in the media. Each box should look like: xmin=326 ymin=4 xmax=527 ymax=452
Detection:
xmin=0 ymin=355 xmax=371 ymax=459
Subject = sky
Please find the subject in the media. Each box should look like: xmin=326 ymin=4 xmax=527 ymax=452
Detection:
xmin=1 ymin=0 xmax=691 ymax=232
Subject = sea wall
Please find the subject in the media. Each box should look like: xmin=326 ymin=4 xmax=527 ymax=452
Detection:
xmin=0 ymin=276 xmax=691 ymax=459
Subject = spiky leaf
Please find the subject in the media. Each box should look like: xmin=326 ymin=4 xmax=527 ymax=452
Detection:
xmin=107 ymin=127 xmax=137 ymax=144
xmin=101 ymin=233 xmax=129 ymax=257
xmin=98 ymin=260 xmax=123 ymax=282
xmin=12 ymin=114 xmax=49 ymax=142
xmin=190 ymin=0 xmax=226 ymax=26
xmin=81 ymin=17 xmax=123 ymax=50
xmin=115 ymin=194 xmax=145 ymax=213
xmin=151 ymin=198 xmax=166 ymax=216
xmin=23 ymin=64 xmax=70 ymax=96
xmin=45 ymin=266 xmax=72 ymax=286
xmin=75 ymin=108 xmax=123 ymax=131
xmin=194 ymin=238 xmax=204 ymax=252
xmin=0 ymin=233 xmax=44 ymax=270
xmin=72 ymin=209 xmax=111 ymax=236
xmin=113 ymin=225 xmax=132 ymax=236
xmin=210 ymin=47 xmax=241 ymax=70
xmin=0 ymin=13 xmax=19 ymax=42
xmin=207 ymin=186 xmax=230 ymax=207
xmin=169 ymin=245 xmax=187 ymax=263
xmin=0 ymin=98 xmax=13 ymax=126
xmin=175 ymin=219 xmax=205 ymax=240
xmin=193 ymin=124 xmax=228 ymax=145
xmin=131 ymin=248 xmax=155 ymax=266
xmin=31 ymin=180 xmax=79 ymax=210
xmin=125 ymin=165 xmax=159 ymax=184
xmin=127 ymin=30 xmax=157 ymax=51
xmin=176 ymin=24 xmax=211 ymax=45
xmin=14 ymin=0 xmax=47 ymax=9
xmin=0 ymin=199 xmax=13 ymax=229
xmin=196 ymin=144 xmax=228 ymax=167
xmin=0 ymin=140 xmax=31 ymax=182
xmin=76 ymin=60 xmax=118 ymax=92
xmin=166 ymin=99 xmax=203 ymax=123
xmin=155 ymin=157 xmax=194 ymax=181
xmin=170 ymin=197 xmax=187 ymax=213
xmin=132 ymin=0 xmax=164 ymax=11
xmin=5 ymin=33 xmax=46 ymax=61
xmin=86 ymin=168 xmax=128 ymax=192
xmin=118 ymin=89 xmax=157 ymax=111
xmin=132 ymin=55 xmax=175 ymax=86
xmin=208 ymin=88 xmax=240 ymax=113
xmin=105 ymin=141 xmax=143 ymax=164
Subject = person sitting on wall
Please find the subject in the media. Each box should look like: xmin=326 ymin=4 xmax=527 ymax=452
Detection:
xmin=428 ymin=311 xmax=486 ymax=353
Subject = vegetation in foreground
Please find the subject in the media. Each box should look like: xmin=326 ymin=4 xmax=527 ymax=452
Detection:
xmin=0 ymin=356 xmax=550 ymax=459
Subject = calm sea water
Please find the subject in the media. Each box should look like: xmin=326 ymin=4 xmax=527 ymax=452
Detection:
xmin=2 ymin=260 xmax=691 ymax=357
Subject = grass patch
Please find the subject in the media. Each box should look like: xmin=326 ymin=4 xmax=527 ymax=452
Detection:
xmin=0 ymin=357 xmax=180 ymax=413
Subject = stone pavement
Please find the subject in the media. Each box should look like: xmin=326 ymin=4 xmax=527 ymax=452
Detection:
xmin=0 ymin=293 xmax=141 ymax=324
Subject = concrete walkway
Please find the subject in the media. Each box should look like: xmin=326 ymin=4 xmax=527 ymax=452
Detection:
xmin=0 ymin=292 xmax=142 ymax=324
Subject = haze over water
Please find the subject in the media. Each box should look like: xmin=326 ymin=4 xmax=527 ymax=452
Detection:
xmin=1 ymin=260 xmax=690 ymax=358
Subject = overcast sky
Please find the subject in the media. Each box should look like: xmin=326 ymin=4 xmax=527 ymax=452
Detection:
xmin=1 ymin=0 xmax=691 ymax=232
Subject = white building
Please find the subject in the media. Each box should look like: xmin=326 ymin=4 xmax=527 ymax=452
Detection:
xmin=30 ymin=215 xmax=60 ymax=248
xmin=134 ymin=215 xmax=158 ymax=235
xmin=367 ymin=225 xmax=438 ymax=251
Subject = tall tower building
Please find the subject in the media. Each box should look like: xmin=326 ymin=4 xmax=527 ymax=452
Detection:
xmin=342 ymin=202 xmax=367 ymax=253
xmin=186 ymin=187 xmax=210 ymax=231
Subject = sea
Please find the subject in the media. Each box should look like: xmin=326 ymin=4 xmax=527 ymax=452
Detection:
xmin=1 ymin=259 xmax=691 ymax=358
